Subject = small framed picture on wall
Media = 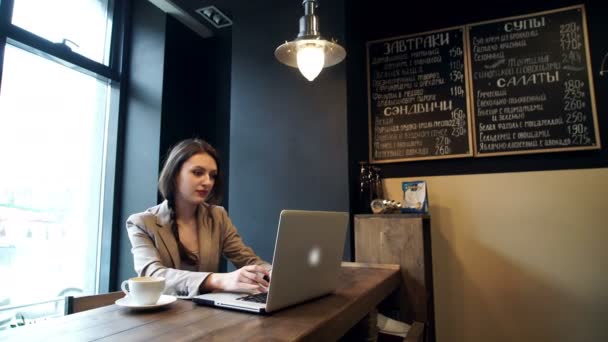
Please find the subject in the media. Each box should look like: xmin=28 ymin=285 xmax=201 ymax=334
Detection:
xmin=402 ymin=181 xmax=429 ymax=214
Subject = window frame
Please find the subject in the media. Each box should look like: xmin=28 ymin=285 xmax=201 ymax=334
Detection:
xmin=0 ymin=0 xmax=128 ymax=293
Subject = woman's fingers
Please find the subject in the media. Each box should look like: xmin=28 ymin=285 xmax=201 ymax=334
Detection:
xmin=239 ymin=276 xmax=254 ymax=285
xmin=256 ymin=286 xmax=267 ymax=294
xmin=244 ymin=264 xmax=270 ymax=275
xmin=237 ymin=283 xmax=261 ymax=294
xmin=241 ymin=266 xmax=270 ymax=288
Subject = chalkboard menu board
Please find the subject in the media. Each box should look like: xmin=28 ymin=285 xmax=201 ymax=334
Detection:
xmin=468 ymin=5 xmax=601 ymax=156
xmin=367 ymin=27 xmax=473 ymax=163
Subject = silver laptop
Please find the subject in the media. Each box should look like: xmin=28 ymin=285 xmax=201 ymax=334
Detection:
xmin=193 ymin=210 xmax=348 ymax=314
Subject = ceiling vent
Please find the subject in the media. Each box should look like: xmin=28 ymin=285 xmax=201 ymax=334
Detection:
xmin=196 ymin=6 xmax=232 ymax=29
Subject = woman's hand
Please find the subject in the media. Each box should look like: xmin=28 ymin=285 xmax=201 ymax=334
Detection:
xmin=202 ymin=265 xmax=270 ymax=294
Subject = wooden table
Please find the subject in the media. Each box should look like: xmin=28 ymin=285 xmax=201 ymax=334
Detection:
xmin=0 ymin=263 xmax=399 ymax=341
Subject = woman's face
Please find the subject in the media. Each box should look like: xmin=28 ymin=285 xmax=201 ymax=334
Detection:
xmin=175 ymin=152 xmax=217 ymax=206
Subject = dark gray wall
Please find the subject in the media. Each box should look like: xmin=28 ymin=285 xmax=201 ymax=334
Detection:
xmin=116 ymin=0 xmax=166 ymax=286
xmin=159 ymin=16 xmax=232 ymax=204
xmin=227 ymin=0 xmax=350 ymax=264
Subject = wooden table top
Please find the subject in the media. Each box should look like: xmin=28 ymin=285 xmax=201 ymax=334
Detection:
xmin=0 ymin=263 xmax=400 ymax=342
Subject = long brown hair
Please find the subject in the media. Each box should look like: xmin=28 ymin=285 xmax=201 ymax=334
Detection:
xmin=158 ymin=138 xmax=224 ymax=265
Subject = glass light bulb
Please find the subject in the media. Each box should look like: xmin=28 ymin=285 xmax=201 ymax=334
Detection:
xmin=296 ymin=44 xmax=325 ymax=81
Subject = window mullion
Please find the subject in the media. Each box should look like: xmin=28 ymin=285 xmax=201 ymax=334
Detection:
xmin=0 ymin=0 xmax=15 ymax=23
xmin=0 ymin=0 xmax=14 ymax=90
xmin=108 ymin=0 xmax=126 ymax=76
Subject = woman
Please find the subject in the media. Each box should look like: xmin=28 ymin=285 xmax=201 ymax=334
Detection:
xmin=126 ymin=138 xmax=271 ymax=297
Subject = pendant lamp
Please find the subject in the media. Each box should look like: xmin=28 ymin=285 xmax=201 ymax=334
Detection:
xmin=275 ymin=0 xmax=346 ymax=81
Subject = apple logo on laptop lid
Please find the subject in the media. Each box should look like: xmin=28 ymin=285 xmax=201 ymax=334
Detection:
xmin=308 ymin=245 xmax=321 ymax=267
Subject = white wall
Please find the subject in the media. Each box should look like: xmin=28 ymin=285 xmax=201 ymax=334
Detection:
xmin=384 ymin=168 xmax=608 ymax=342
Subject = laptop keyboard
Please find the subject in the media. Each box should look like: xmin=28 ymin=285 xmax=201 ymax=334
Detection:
xmin=236 ymin=292 xmax=267 ymax=304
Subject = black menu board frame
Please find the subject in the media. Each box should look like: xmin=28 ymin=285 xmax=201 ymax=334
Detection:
xmin=367 ymin=26 xmax=474 ymax=163
xmin=468 ymin=5 xmax=601 ymax=157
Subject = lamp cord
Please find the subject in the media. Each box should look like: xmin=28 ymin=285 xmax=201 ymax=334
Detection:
xmin=303 ymin=0 xmax=317 ymax=15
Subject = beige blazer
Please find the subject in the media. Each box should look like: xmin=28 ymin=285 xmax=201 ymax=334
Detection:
xmin=126 ymin=200 xmax=268 ymax=297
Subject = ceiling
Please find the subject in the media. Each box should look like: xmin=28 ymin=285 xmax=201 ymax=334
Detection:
xmin=150 ymin=0 xmax=292 ymax=38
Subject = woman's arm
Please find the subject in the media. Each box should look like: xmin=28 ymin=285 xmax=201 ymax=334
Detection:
xmin=200 ymin=264 xmax=270 ymax=293
xmin=217 ymin=207 xmax=271 ymax=270
xmin=201 ymin=207 xmax=271 ymax=293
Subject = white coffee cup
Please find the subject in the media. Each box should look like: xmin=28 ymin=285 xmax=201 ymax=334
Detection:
xmin=121 ymin=276 xmax=165 ymax=305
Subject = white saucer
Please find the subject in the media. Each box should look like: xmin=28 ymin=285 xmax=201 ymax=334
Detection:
xmin=115 ymin=295 xmax=177 ymax=310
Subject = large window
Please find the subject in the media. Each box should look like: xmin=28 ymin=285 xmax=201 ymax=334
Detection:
xmin=0 ymin=0 xmax=123 ymax=328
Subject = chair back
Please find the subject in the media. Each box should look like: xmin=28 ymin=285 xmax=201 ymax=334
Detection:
xmin=65 ymin=291 xmax=125 ymax=314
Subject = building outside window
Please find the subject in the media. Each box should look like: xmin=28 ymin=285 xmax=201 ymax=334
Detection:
xmin=0 ymin=0 xmax=124 ymax=328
